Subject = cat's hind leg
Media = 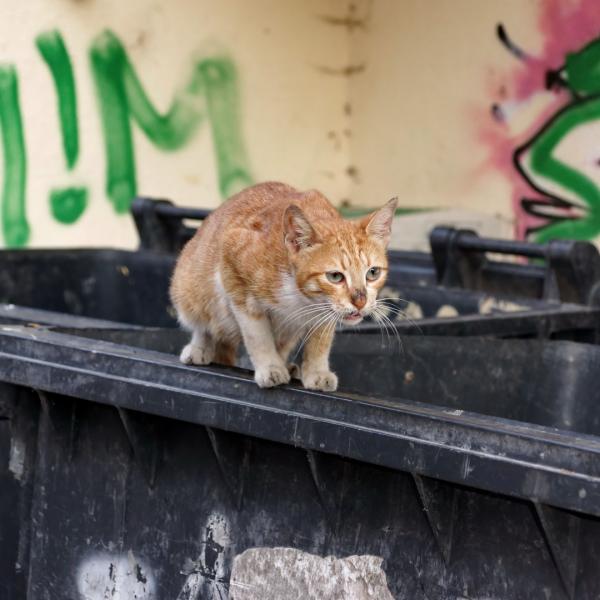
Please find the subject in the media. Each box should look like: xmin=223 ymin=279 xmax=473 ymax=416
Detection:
xmin=180 ymin=326 xmax=216 ymax=365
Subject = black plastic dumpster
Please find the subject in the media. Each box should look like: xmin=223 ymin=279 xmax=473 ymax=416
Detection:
xmin=2 ymin=199 xmax=600 ymax=599
xmin=1 ymin=196 xmax=600 ymax=343
xmin=131 ymin=198 xmax=600 ymax=342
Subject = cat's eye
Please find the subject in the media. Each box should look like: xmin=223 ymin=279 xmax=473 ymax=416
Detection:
xmin=326 ymin=271 xmax=344 ymax=284
xmin=366 ymin=267 xmax=381 ymax=281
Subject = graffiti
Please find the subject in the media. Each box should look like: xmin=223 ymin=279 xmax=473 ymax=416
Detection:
xmin=0 ymin=66 xmax=28 ymax=247
xmin=36 ymin=30 xmax=87 ymax=224
xmin=514 ymin=85 xmax=600 ymax=242
xmin=49 ymin=186 xmax=88 ymax=224
xmin=482 ymin=0 xmax=600 ymax=242
xmin=36 ymin=31 xmax=79 ymax=169
xmin=90 ymin=31 xmax=252 ymax=214
xmin=0 ymin=28 xmax=253 ymax=247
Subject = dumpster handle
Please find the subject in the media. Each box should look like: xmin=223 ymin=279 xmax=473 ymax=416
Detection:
xmin=429 ymin=227 xmax=600 ymax=304
xmin=131 ymin=197 xmax=211 ymax=253
xmin=152 ymin=203 xmax=211 ymax=221
xmin=450 ymin=231 xmax=547 ymax=259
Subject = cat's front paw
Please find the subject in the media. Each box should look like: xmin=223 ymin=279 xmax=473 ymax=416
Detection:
xmin=255 ymin=364 xmax=291 ymax=388
xmin=180 ymin=343 xmax=214 ymax=365
xmin=302 ymin=370 xmax=338 ymax=392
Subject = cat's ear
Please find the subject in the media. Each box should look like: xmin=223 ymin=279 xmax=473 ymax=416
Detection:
xmin=283 ymin=204 xmax=319 ymax=253
xmin=360 ymin=198 xmax=398 ymax=246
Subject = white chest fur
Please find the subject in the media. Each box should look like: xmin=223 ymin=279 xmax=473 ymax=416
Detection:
xmin=270 ymin=273 xmax=322 ymax=341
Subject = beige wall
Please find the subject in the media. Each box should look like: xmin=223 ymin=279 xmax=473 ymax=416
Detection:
xmin=347 ymin=0 xmax=542 ymax=247
xmin=349 ymin=0 xmax=535 ymax=211
xmin=349 ymin=0 xmax=600 ymax=246
xmin=2 ymin=0 xmax=599 ymax=249
xmin=0 ymin=0 xmax=349 ymax=248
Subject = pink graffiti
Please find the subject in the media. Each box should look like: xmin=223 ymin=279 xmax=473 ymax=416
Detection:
xmin=477 ymin=0 xmax=600 ymax=239
xmin=515 ymin=0 xmax=600 ymax=99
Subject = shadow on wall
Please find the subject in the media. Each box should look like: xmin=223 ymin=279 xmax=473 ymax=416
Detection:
xmin=0 ymin=29 xmax=253 ymax=248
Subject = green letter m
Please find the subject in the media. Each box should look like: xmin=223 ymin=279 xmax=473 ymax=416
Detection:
xmin=90 ymin=30 xmax=253 ymax=213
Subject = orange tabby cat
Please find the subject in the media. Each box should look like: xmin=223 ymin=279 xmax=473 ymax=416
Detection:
xmin=170 ymin=182 xmax=397 ymax=391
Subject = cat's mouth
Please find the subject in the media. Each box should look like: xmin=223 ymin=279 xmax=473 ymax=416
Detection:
xmin=342 ymin=310 xmax=363 ymax=324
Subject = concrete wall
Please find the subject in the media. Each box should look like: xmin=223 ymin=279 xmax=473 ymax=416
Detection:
xmin=2 ymin=0 xmax=600 ymax=249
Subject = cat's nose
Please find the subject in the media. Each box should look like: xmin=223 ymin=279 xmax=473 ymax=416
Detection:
xmin=351 ymin=289 xmax=367 ymax=310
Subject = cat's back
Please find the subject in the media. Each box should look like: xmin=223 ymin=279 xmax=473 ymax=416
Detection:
xmin=213 ymin=181 xmax=339 ymax=233
xmin=174 ymin=181 xmax=340 ymax=273
xmin=176 ymin=182 xmax=292 ymax=256
xmin=215 ymin=181 xmax=298 ymax=227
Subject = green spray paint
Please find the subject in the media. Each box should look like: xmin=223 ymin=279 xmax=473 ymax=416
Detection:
xmin=89 ymin=30 xmax=252 ymax=213
xmin=36 ymin=30 xmax=79 ymax=168
xmin=0 ymin=66 xmax=28 ymax=247
xmin=0 ymin=28 xmax=252 ymax=246
xmin=48 ymin=186 xmax=88 ymax=225
xmin=564 ymin=36 xmax=600 ymax=96
xmin=513 ymin=35 xmax=600 ymax=242
xmin=527 ymin=98 xmax=600 ymax=242
xmin=200 ymin=59 xmax=254 ymax=197
xmin=49 ymin=187 xmax=88 ymax=224
xmin=530 ymin=37 xmax=600 ymax=241
xmin=36 ymin=30 xmax=88 ymax=225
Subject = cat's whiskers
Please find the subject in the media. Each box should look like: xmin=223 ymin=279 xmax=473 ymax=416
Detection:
xmin=274 ymin=302 xmax=332 ymax=333
xmin=371 ymin=305 xmax=403 ymax=352
xmin=300 ymin=310 xmax=335 ymax=345
xmin=279 ymin=306 xmax=327 ymax=327
xmin=376 ymin=296 xmax=415 ymax=316
xmin=320 ymin=311 xmax=342 ymax=346
xmin=375 ymin=299 xmax=423 ymax=333
xmin=373 ymin=308 xmax=395 ymax=349
xmin=370 ymin=308 xmax=386 ymax=344
xmin=371 ymin=310 xmax=387 ymax=347
xmin=293 ymin=309 xmax=336 ymax=360
xmin=377 ymin=296 xmax=413 ymax=304
xmin=284 ymin=307 xmax=333 ymax=348
xmin=371 ymin=307 xmax=391 ymax=347
xmin=382 ymin=312 xmax=403 ymax=354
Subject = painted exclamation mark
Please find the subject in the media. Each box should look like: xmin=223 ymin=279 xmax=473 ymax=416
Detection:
xmin=36 ymin=30 xmax=88 ymax=224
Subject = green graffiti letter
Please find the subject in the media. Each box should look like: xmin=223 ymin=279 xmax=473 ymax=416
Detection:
xmin=200 ymin=59 xmax=254 ymax=196
xmin=90 ymin=30 xmax=252 ymax=213
xmin=565 ymin=37 xmax=600 ymax=97
xmin=528 ymin=98 xmax=600 ymax=242
xmin=0 ymin=66 xmax=28 ymax=247
xmin=36 ymin=30 xmax=79 ymax=168
xmin=36 ymin=30 xmax=88 ymax=225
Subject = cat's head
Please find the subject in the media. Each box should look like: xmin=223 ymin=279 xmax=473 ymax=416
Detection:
xmin=283 ymin=198 xmax=397 ymax=325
